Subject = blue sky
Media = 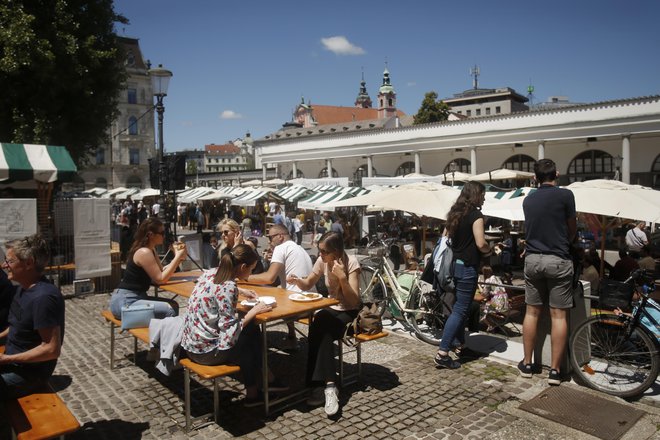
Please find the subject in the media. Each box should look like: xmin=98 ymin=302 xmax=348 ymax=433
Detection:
xmin=113 ymin=0 xmax=660 ymax=152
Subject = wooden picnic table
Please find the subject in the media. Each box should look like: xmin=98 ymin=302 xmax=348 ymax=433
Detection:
xmin=157 ymin=271 xmax=339 ymax=415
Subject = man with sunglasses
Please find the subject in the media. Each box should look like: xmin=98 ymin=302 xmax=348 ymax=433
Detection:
xmin=0 ymin=234 xmax=65 ymax=400
xmin=247 ymin=224 xmax=313 ymax=350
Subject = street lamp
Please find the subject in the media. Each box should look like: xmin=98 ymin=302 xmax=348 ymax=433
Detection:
xmin=149 ymin=64 xmax=173 ymax=218
xmin=613 ymin=155 xmax=623 ymax=181
xmin=449 ymin=161 xmax=458 ymax=187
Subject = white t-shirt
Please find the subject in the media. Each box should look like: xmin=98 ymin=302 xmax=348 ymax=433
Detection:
xmin=625 ymin=227 xmax=648 ymax=251
xmin=270 ymin=240 xmax=313 ymax=292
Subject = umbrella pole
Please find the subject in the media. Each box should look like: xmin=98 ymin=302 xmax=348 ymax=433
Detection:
xmin=599 ymin=216 xmax=606 ymax=276
xmin=422 ymin=216 xmax=427 ymax=257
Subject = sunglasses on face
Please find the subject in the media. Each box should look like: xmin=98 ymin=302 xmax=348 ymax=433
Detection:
xmin=267 ymin=233 xmax=282 ymax=240
xmin=153 ymin=230 xmax=165 ymax=235
xmin=318 ymin=248 xmax=331 ymax=255
xmin=221 ymin=230 xmax=233 ymax=235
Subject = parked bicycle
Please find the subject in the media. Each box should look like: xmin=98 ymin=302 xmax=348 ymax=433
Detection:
xmin=569 ymin=269 xmax=659 ymax=398
xmin=357 ymin=237 xmax=452 ymax=345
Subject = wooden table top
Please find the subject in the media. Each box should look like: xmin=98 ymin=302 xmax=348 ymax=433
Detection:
xmin=157 ymin=270 xmax=338 ymax=323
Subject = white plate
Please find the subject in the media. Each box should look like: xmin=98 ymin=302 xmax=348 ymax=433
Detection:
xmin=288 ymin=292 xmax=323 ymax=302
xmin=240 ymin=296 xmax=277 ymax=307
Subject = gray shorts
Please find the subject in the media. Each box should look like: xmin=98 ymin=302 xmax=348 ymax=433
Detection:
xmin=524 ymin=253 xmax=574 ymax=309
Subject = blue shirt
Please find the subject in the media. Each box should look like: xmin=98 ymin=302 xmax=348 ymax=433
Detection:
xmin=523 ymin=184 xmax=576 ymax=260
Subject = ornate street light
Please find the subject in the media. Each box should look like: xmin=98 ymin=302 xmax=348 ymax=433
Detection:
xmin=149 ymin=64 xmax=173 ymax=221
xmin=449 ymin=161 xmax=458 ymax=187
xmin=613 ymin=155 xmax=623 ymax=181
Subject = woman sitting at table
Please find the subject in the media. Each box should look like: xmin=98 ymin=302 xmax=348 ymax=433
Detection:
xmin=286 ymin=231 xmax=361 ymax=417
xmin=110 ymin=218 xmax=187 ymax=319
xmin=181 ymin=244 xmax=287 ymax=406
xmin=217 ymin=218 xmax=243 ymax=258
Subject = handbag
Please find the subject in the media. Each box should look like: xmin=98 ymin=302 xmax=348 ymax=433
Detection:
xmin=121 ymin=303 xmax=155 ymax=330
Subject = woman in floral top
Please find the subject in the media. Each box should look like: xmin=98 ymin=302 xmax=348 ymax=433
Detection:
xmin=478 ymin=265 xmax=509 ymax=332
xmin=181 ymin=244 xmax=287 ymax=406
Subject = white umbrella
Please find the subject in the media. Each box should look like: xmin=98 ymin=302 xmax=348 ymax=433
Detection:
xmin=332 ymin=182 xmax=460 ymax=220
xmin=241 ymin=179 xmax=262 ymax=187
xmin=469 ymin=169 xmax=535 ymax=182
xmin=567 ymin=179 xmax=660 ymax=223
xmin=262 ymin=178 xmax=286 ymax=187
xmin=436 ymin=171 xmax=473 ymax=183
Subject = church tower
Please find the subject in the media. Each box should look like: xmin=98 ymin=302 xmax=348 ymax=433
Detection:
xmin=377 ymin=67 xmax=397 ymax=119
xmin=354 ymin=72 xmax=372 ymax=108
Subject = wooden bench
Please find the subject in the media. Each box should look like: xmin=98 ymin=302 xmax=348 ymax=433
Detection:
xmin=100 ymin=310 xmax=126 ymax=369
xmin=7 ymin=383 xmax=80 ymax=440
xmin=296 ymin=317 xmax=388 ymax=386
xmin=122 ymin=318 xmax=241 ymax=432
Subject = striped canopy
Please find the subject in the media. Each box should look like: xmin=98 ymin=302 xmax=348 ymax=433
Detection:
xmin=0 ymin=143 xmax=77 ymax=183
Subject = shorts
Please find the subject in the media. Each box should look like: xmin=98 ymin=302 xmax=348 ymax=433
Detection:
xmin=524 ymin=253 xmax=574 ymax=309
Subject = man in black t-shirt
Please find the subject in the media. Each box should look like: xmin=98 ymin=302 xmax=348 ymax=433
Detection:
xmin=519 ymin=159 xmax=576 ymax=386
xmin=0 ymin=235 xmax=65 ymax=399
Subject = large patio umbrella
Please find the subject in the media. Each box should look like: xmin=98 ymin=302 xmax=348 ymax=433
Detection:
xmin=469 ymin=169 xmax=535 ymax=182
xmin=332 ymin=182 xmax=460 ymax=220
xmin=567 ymin=179 xmax=660 ymax=274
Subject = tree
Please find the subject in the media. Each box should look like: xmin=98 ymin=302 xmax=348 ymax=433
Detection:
xmin=186 ymin=160 xmax=197 ymax=175
xmin=413 ymin=91 xmax=450 ymax=125
xmin=0 ymin=0 xmax=128 ymax=165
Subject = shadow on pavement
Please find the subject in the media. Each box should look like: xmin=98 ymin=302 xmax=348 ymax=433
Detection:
xmin=49 ymin=374 xmax=73 ymax=392
xmin=71 ymin=420 xmax=149 ymax=439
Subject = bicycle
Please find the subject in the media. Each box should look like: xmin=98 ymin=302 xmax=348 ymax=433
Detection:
xmin=357 ymin=237 xmax=451 ymax=345
xmin=569 ymin=269 xmax=659 ymax=398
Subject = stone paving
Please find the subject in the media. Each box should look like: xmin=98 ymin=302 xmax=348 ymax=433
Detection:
xmin=34 ymin=286 xmax=660 ymax=439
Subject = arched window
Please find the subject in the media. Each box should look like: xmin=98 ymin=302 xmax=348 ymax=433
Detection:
xmin=128 ymin=116 xmax=138 ymax=135
xmin=443 ymin=158 xmax=471 ymax=173
xmin=318 ymin=167 xmax=338 ymax=178
xmin=651 ymin=154 xmax=660 ymax=189
xmin=287 ymin=170 xmax=305 ymax=179
xmin=395 ymin=161 xmax=416 ymax=176
xmin=502 ymin=154 xmax=536 ymax=172
xmin=353 ymin=165 xmax=377 ymax=186
xmin=95 ymin=177 xmax=108 ymax=189
xmin=126 ymin=175 xmax=143 ymax=188
xmin=567 ymin=150 xmax=615 ymax=183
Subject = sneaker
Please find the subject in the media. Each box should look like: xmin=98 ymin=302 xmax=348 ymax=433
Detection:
xmin=280 ymin=337 xmax=298 ymax=352
xmin=243 ymin=393 xmax=264 ymax=408
xmin=306 ymin=387 xmax=325 ymax=406
xmin=434 ymin=352 xmax=461 ymax=369
xmin=517 ymin=360 xmax=533 ymax=378
xmin=324 ymin=385 xmax=339 ymax=416
xmin=548 ymin=369 xmax=561 ymax=386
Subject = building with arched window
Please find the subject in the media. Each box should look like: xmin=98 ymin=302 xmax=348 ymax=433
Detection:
xmin=79 ymin=36 xmax=157 ymax=190
xmin=255 ymin=95 xmax=660 ymax=188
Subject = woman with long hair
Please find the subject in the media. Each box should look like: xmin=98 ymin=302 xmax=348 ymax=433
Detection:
xmin=109 ymin=217 xmax=187 ymax=319
xmin=181 ymin=244 xmax=287 ymax=406
xmin=286 ymin=231 xmax=360 ymax=417
xmin=434 ymin=181 xmax=491 ymax=369
xmin=217 ymin=218 xmax=243 ymax=257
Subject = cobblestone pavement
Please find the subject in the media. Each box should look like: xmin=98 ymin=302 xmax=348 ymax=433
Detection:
xmin=48 ymin=288 xmax=660 ymax=440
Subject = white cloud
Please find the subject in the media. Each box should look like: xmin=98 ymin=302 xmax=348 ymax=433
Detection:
xmin=320 ymin=36 xmax=365 ymax=56
xmin=220 ymin=110 xmax=243 ymax=120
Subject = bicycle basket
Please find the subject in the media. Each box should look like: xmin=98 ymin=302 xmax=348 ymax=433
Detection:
xmin=598 ymin=279 xmax=635 ymax=311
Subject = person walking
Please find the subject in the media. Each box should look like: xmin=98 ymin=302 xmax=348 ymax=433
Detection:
xmin=433 ymin=181 xmax=491 ymax=369
xmin=519 ymin=159 xmax=577 ymax=385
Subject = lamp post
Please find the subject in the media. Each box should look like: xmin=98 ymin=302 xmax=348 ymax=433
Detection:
xmin=149 ymin=64 xmax=173 ymax=217
xmin=613 ymin=155 xmax=623 ymax=181
xmin=449 ymin=161 xmax=458 ymax=187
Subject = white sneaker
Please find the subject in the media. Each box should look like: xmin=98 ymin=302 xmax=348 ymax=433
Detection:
xmin=324 ymin=385 xmax=339 ymax=416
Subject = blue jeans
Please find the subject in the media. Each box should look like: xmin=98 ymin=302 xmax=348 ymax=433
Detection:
xmin=110 ymin=288 xmax=178 ymax=320
xmin=0 ymin=364 xmax=49 ymax=400
xmin=439 ymin=261 xmax=478 ymax=352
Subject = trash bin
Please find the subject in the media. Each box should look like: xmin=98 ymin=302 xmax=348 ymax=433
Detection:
xmin=533 ymin=280 xmax=591 ymax=373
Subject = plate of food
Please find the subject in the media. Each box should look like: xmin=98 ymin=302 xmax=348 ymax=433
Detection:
xmin=288 ymin=292 xmax=323 ymax=302
xmin=240 ymin=296 xmax=277 ymax=307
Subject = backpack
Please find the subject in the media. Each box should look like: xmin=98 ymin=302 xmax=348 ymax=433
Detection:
xmin=431 ymin=236 xmax=456 ymax=293
xmin=344 ymin=303 xmax=383 ymax=343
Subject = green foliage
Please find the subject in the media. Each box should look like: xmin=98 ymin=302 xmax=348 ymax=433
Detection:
xmin=0 ymin=0 xmax=128 ymax=165
xmin=186 ymin=160 xmax=197 ymax=175
xmin=413 ymin=91 xmax=450 ymax=125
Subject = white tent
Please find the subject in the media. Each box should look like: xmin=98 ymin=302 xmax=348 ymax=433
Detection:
xmin=230 ymin=187 xmax=276 ymax=206
xmin=197 ymin=186 xmax=245 ymax=201
xmin=469 ymin=169 xmax=535 ymax=182
xmin=240 ymin=179 xmax=263 ymax=187
xmin=132 ymin=188 xmax=160 ymax=200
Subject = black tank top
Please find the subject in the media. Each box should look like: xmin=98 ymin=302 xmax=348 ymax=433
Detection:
xmin=117 ymin=255 xmax=153 ymax=293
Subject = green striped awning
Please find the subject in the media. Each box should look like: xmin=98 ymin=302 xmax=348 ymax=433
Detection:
xmin=0 ymin=143 xmax=77 ymax=183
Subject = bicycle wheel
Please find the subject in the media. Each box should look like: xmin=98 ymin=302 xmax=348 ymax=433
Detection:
xmin=359 ymin=265 xmax=389 ymax=317
xmin=405 ymin=283 xmax=446 ymax=345
xmin=570 ymin=314 xmax=660 ymax=398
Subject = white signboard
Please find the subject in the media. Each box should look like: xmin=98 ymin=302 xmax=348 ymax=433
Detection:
xmin=73 ymin=198 xmax=111 ymax=278
xmin=0 ymin=199 xmax=38 ymax=260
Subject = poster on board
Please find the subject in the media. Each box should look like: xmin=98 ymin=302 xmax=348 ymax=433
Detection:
xmin=73 ymin=198 xmax=111 ymax=278
xmin=0 ymin=199 xmax=38 ymax=260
